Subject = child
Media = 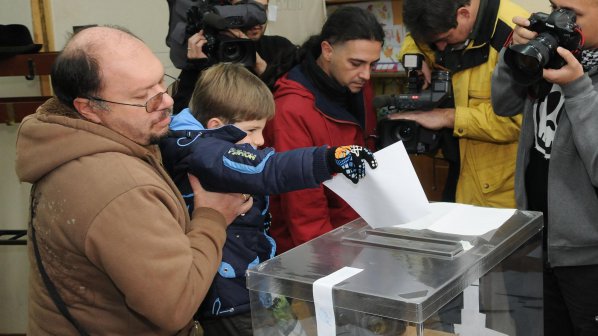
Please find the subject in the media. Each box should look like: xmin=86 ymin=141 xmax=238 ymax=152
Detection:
xmin=159 ymin=62 xmax=377 ymax=336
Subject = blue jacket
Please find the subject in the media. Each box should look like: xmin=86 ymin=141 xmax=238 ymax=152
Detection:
xmin=159 ymin=109 xmax=331 ymax=318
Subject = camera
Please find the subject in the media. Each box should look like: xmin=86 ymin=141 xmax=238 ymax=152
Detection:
xmin=376 ymin=54 xmax=453 ymax=154
xmin=504 ymin=8 xmax=584 ymax=85
xmin=185 ymin=0 xmax=267 ymax=67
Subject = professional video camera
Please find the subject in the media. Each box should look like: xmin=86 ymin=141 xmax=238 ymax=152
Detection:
xmin=376 ymin=54 xmax=453 ymax=154
xmin=185 ymin=0 xmax=267 ymax=67
xmin=504 ymin=8 xmax=584 ymax=85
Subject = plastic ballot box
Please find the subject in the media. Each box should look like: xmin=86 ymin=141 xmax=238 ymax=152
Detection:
xmin=247 ymin=209 xmax=543 ymax=336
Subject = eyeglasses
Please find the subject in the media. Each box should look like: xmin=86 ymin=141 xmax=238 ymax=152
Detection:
xmin=88 ymin=74 xmax=179 ymax=113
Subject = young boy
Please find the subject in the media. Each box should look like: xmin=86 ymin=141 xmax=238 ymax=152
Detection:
xmin=159 ymin=62 xmax=377 ymax=336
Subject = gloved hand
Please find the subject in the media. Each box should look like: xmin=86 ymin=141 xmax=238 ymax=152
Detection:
xmin=326 ymin=145 xmax=378 ymax=184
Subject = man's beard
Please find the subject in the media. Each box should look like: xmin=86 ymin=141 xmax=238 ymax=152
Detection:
xmin=149 ymin=129 xmax=169 ymax=145
xmin=149 ymin=109 xmax=172 ymax=144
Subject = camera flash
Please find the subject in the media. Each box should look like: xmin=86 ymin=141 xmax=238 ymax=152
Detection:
xmin=402 ymin=54 xmax=422 ymax=69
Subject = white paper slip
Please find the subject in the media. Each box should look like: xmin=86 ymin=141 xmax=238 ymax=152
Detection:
xmin=323 ymin=141 xmax=431 ymax=228
xmin=313 ymin=267 xmax=363 ymax=336
xmin=427 ymin=203 xmax=516 ymax=236
xmin=398 ymin=202 xmax=516 ymax=236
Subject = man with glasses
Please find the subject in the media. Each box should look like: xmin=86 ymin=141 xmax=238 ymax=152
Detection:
xmin=167 ymin=0 xmax=297 ymax=113
xmin=390 ymin=0 xmax=528 ymax=208
xmin=87 ymin=73 xmax=179 ymax=114
xmin=15 ymin=25 xmax=251 ymax=335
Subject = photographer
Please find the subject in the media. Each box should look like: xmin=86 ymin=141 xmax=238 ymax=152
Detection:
xmin=229 ymin=0 xmax=298 ymax=89
xmin=390 ymin=0 xmax=528 ymax=208
xmin=492 ymin=1 xmax=598 ymax=334
xmin=166 ymin=0 xmax=297 ymax=114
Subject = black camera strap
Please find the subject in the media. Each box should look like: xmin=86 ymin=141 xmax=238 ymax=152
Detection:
xmin=29 ymin=185 xmax=90 ymax=336
xmin=438 ymin=0 xmax=511 ymax=73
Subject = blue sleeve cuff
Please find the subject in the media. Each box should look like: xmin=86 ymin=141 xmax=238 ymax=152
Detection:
xmin=313 ymin=146 xmax=332 ymax=183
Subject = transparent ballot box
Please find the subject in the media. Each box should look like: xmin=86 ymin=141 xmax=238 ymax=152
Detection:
xmin=247 ymin=210 xmax=543 ymax=336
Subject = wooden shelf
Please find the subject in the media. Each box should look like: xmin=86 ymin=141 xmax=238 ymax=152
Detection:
xmin=0 ymin=52 xmax=58 ymax=124
xmin=0 ymin=52 xmax=57 ymax=77
xmin=0 ymin=96 xmax=51 ymax=125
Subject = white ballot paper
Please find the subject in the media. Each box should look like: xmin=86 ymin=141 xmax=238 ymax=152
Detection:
xmin=400 ymin=202 xmax=516 ymax=236
xmin=324 ymin=141 xmax=431 ymax=228
xmin=324 ymin=141 xmax=516 ymax=235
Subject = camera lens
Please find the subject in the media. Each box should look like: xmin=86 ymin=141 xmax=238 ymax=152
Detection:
xmin=504 ymin=32 xmax=559 ymax=85
xmin=217 ymin=39 xmax=256 ymax=67
xmin=513 ymin=52 xmax=541 ymax=74
xmin=395 ymin=122 xmax=414 ymax=142
xmin=221 ymin=43 xmax=243 ymax=62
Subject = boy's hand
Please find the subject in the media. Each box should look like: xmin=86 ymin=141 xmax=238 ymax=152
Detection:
xmin=327 ymin=145 xmax=378 ymax=184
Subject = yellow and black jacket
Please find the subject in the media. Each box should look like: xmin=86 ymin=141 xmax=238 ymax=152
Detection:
xmin=400 ymin=0 xmax=529 ymax=208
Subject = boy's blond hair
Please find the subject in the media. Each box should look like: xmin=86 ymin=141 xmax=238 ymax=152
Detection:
xmin=189 ymin=63 xmax=275 ymax=125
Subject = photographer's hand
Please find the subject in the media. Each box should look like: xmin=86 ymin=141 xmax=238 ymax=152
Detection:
xmin=543 ymin=47 xmax=584 ymax=85
xmin=253 ymin=52 xmax=267 ymax=76
xmin=387 ymin=108 xmax=455 ymax=130
xmin=187 ymin=30 xmax=209 ymax=60
xmin=226 ymin=28 xmax=267 ymax=75
xmin=511 ymin=16 xmax=536 ymax=45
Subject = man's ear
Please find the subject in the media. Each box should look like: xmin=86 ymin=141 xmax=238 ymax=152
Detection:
xmin=206 ymin=117 xmax=226 ymax=129
xmin=73 ymin=98 xmax=102 ymax=123
xmin=320 ymin=40 xmax=334 ymax=62
xmin=456 ymin=6 xmax=471 ymax=20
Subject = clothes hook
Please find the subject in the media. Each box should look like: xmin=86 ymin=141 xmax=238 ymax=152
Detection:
xmin=25 ymin=58 xmax=36 ymax=80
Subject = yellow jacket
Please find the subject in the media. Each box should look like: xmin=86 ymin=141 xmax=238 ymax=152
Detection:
xmin=399 ymin=0 xmax=528 ymax=208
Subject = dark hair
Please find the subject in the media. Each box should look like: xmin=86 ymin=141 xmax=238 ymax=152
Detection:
xmin=403 ymin=0 xmax=471 ymax=43
xmin=51 ymin=25 xmax=141 ymax=110
xmin=298 ymin=6 xmax=385 ymax=60
xmin=51 ymin=48 xmax=102 ymax=109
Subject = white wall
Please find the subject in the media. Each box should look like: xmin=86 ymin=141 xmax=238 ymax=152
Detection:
xmin=514 ymin=0 xmax=550 ymax=13
xmin=0 ymin=1 xmax=35 ymax=332
xmin=51 ymin=0 xmax=175 ymax=76
xmin=266 ymin=0 xmax=327 ymax=45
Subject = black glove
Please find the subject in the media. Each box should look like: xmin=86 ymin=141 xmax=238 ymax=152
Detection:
xmin=326 ymin=145 xmax=378 ymax=184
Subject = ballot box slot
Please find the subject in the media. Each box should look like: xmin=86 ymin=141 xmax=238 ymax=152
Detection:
xmin=365 ymin=229 xmax=458 ymax=245
xmin=342 ymin=229 xmax=463 ymax=258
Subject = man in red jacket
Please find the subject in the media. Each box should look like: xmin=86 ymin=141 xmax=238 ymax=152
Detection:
xmin=264 ymin=6 xmax=384 ymax=253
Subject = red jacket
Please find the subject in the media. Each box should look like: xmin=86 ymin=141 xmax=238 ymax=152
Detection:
xmin=264 ymin=65 xmax=377 ymax=253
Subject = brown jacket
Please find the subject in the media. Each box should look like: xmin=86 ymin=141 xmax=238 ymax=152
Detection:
xmin=15 ymin=98 xmax=227 ymax=335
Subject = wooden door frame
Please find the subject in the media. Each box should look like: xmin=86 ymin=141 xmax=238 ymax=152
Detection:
xmin=30 ymin=0 xmax=54 ymax=96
